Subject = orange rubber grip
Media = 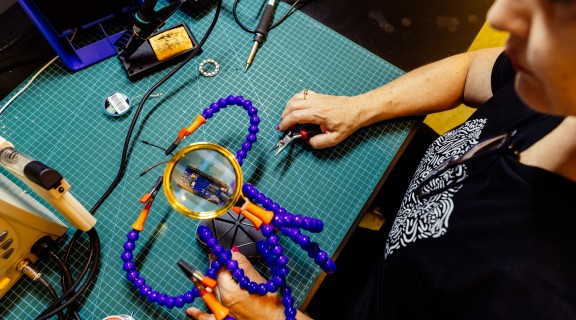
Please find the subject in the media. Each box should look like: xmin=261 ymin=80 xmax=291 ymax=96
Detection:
xmin=139 ymin=193 xmax=152 ymax=204
xmin=201 ymin=275 xmax=217 ymax=289
xmin=244 ymin=202 xmax=274 ymax=224
xmin=177 ymin=128 xmax=189 ymax=139
xmin=132 ymin=202 xmax=152 ymax=231
xmin=202 ymin=292 xmax=229 ymax=320
xmin=186 ymin=114 xmax=207 ymax=134
xmin=240 ymin=209 xmax=263 ymax=229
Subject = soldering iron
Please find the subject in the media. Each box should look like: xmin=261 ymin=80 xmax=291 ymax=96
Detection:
xmin=117 ymin=0 xmax=185 ymax=59
xmin=244 ymin=0 xmax=277 ymax=71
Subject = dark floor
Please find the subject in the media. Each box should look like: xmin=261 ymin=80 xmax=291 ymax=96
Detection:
xmin=297 ymin=0 xmax=493 ymax=71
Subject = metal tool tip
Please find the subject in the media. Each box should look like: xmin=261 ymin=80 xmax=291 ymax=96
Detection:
xmin=244 ymin=64 xmax=250 ymax=72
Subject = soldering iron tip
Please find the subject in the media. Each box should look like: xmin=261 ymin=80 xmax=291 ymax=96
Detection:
xmin=244 ymin=64 xmax=250 ymax=72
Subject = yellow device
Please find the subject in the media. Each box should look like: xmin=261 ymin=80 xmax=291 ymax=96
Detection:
xmin=0 ymin=172 xmax=68 ymax=299
xmin=0 ymin=136 xmax=96 ymax=299
xmin=0 ymin=137 xmax=96 ymax=231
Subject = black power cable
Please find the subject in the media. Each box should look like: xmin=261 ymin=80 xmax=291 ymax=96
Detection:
xmin=34 ymin=0 xmax=224 ymax=318
xmin=46 ymin=251 xmax=81 ymax=320
xmin=37 ymin=276 xmax=65 ymax=320
xmin=35 ymin=228 xmax=100 ymax=320
xmin=232 ymin=0 xmax=303 ymax=34
xmin=29 ymin=237 xmax=83 ymax=320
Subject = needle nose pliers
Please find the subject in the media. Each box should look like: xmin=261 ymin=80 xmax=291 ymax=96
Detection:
xmin=271 ymin=125 xmax=321 ymax=156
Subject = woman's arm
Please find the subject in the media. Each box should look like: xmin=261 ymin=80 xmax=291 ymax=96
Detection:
xmin=278 ymin=47 xmax=503 ymax=149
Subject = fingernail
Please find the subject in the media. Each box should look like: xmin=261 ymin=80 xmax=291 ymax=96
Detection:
xmin=232 ymin=245 xmax=239 ymax=252
xmin=276 ymin=125 xmax=280 ymax=130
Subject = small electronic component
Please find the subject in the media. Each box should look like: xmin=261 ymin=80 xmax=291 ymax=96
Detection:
xmin=199 ymin=59 xmax=220 ymax=77
xmin=177 ymin=165 xmax=231 ymax=206
xmin=103 ymin=93 xmax=130 ymax=117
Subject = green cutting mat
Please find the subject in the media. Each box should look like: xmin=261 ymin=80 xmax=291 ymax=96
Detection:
xmin=0 ymin=1 xmax=415 ymax=319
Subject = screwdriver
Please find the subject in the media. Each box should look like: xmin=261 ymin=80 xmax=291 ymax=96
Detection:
xmin=245 ymin=0 xmax=277 ymax=72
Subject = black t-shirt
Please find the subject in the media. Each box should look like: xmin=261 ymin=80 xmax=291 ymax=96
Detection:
xmin=355 ymin=53 xmax=576 ymax=319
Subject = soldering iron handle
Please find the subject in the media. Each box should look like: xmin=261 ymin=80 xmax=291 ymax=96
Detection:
xmin=255 ymin=0 xmax=276 ymax=36
xmin=137 ymin=0 xmax=158 ymax=22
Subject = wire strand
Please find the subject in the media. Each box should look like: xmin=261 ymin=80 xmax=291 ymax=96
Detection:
xmin=139 ymin=159 xmax=170 ymax=177
xmin=0 ymin=56 xmax=58 ymax=116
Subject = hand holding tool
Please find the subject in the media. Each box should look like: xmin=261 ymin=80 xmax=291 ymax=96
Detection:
xmin=177 ymin=260 xmax=232 ymax=320
xmin=271 ymin=125 xmax=321 ymax=156
xmin=121 ymin=97 xmax=336 ymax=318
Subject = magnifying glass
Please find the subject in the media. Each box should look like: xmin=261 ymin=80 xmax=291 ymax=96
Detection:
xmin=163 ymin=142 xmax=242 ymax=220
xmin=164 ymin=141 xmax=274 ymax=229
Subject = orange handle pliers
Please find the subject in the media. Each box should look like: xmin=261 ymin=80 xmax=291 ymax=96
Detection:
xmin=271 ymin=125 xmax=321 ymax=156
xmin=178 ymin=260 xmax=232 ymax=320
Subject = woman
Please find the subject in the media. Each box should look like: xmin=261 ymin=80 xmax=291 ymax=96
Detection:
xmin=187 ymin=0 xmax=576 ymax=318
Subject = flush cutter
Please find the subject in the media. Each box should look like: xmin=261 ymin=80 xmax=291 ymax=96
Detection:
xmin=271 ymin=125 xmax=321 ymax=156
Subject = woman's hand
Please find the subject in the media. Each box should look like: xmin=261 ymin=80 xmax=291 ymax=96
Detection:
xmin=278 ymin=90 xmax=365 ymax=149
xmin=185 ymin=250 xmax=287 ymax=320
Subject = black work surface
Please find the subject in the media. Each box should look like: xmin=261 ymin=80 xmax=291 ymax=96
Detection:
xmin=297 ymin=0 xmax=493 ymax=71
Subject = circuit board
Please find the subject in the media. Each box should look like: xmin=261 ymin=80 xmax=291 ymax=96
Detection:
xmin=177 ymin=165 xmax=231 ymax=206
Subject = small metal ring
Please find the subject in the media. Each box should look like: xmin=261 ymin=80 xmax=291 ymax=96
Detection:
xmin=199 ymin=59 xmax=220 ymax=77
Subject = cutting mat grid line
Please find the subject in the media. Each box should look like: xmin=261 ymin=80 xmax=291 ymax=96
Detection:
xmin=0 ymin=1 xmax=416 ymax=319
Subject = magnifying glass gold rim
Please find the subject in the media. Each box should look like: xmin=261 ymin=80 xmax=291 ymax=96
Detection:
xmin=163 ymin=142 xmax=243 ymax=220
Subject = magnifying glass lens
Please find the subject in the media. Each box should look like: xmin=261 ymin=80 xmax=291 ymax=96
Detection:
xmin=164 ymin=143 xmax=242 ymax=219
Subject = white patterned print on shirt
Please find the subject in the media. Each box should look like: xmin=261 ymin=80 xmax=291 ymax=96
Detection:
xmin=384 ymin=119 xmax=487 ymax=257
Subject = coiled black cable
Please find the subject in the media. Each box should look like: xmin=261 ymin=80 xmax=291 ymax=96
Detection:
xmin=35 ymin=228 xmax=100 ymax=320
xmin=46 ymin=250 xmax=81 ymax=320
